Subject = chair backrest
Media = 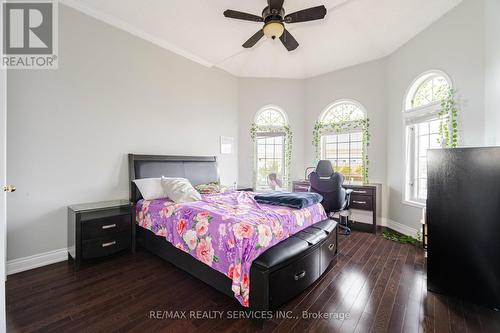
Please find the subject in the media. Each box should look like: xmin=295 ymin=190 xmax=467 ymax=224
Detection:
xmin=309 ymin=160 xmax=346 ymax=213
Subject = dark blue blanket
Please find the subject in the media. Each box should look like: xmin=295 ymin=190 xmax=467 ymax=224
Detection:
xmin=254 ymin=191 xmax=323 ymax=209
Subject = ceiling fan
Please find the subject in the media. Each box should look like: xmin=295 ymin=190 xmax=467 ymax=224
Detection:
xmin=223 ymin=0 xmax=327 ymax=51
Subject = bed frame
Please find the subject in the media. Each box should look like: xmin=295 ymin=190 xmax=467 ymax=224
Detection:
xmin=128 ymin=154 xmax=338 ymax=312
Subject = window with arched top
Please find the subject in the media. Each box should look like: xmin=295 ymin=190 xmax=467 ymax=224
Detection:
xmin=405 ymin=71 xmax=451 ymax=111
xmin=252 ymin=106 xmax=291 ymax=191
xmin=317 ymin=100 xmax=368 ymax=182
xmin=404 ymin=71 xmax=452 ymax=206
xmin=320 ymin=101 xmax=365 ymax=123
xmin=255 ymin=107 xmax=287 ymax=127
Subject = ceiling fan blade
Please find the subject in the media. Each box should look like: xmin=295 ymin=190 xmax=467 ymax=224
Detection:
xmin=284 ymin=5 xmax=327 ymax=23
xmin=279 ymin=29 xmax=299 ymax=51
xmin=243 ymin=30 xmax=265 ymax=48
xmin=224 ymin=10 xmax=263 ymax=22
xmin=268 ymin=0 xmax=285 ymax=12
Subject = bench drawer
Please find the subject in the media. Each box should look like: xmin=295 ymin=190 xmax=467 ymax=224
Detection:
xmin=319 ymin=231 xmax=337 ymax=274
xmin=269 ymin=249 xmax=320 ymax=308
xmin=82 ymin=231 xmax=131 ymax=259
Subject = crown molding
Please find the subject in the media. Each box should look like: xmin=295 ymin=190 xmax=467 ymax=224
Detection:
xmin=60 ymin=0 xmax=214 ymax=68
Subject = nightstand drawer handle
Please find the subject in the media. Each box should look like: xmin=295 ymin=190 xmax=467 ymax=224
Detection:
xmin=353 ymin=200 xmax=367 ymax=204
xmin=102 ymin=224 xmax=117 ymax=229
xmin=353 ymin=190 xmax=367 ymax=194
xmin=102 ymin=241 xmax=116 ymax=247
xmin=328 ymin=243 xmax=335 ymax=251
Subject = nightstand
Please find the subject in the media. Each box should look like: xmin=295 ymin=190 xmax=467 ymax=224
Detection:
xmin=68 ymin=200 xmax=134 ymax=270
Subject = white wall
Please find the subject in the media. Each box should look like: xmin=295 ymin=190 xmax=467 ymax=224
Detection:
xmin=237 ymin=0 xmax=488 ymax=231
xmin=237 ymin=60 xmax=389 ymax=218
xmin=7 ymin=0 xmax=493 ymax=262
xmin=6 ymin=5 xmax=239 ymax=260
xmin=237 ymin=79 xmax=306 ymax=187
xmin=484 ymin=0 xmax=500 ymax=145
xmin=305 ymin=59 xmax=386 ymax=182
xmin=238 ymin=59 xmax=389 ymax=221
xmin=304 ymin=59 xmax=388 ymax=218
xmin=386 ymin=0 xmax=486 ymax=230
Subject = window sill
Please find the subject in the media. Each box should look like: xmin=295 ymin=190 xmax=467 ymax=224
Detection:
xmin=402 ymin=199 xmax=426 ymax=209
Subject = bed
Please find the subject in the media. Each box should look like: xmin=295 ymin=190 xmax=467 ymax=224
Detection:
xmin=129 ymin=154 xmax=338 ymax=311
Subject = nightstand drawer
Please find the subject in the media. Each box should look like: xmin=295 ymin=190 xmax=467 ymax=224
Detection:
xmin=82 ymin=231 xmax=131 ymax=259
xmin=350 ymin=194 xmax=373 ymax=210
xmin=347 ymin=188 xmax=374 ymax=196
xmin=82 ymin=214 xmax=131 ymax=240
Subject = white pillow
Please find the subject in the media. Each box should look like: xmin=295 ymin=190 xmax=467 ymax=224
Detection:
xmin=133 ymin=178 xmax=165 ymax=200
xmin=161 ymin=177 xmax=201 ymax=203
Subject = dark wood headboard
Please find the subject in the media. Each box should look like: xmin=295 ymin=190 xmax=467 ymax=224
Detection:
xmin=128 ymin=154 xmax=219 ymax=202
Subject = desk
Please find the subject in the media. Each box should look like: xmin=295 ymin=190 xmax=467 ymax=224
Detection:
xmin=292 ymin=180 xmax=381 ymax=234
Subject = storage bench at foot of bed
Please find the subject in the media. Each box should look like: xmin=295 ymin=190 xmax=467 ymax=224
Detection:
xmin=250 ymin=219 xmax=338 ymax=310
xmin=136 ymin=219 xmax=338 ymax=312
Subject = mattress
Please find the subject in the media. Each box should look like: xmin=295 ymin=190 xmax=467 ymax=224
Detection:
xmin=135 ymin=190 xmax=327 ymax=307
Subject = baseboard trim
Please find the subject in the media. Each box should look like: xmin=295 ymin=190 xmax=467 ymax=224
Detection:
xmin=379 ymin=217 xmax=419 ymax=237
xmin=7 ymin=248 xmax=67 ymax=275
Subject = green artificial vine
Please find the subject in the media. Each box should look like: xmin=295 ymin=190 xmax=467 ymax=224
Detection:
xmin=438 ymin=88 xmax=459 ymax=148
xmin=382 ymin=231 xmax=421 ymax=246
xmin=312 ymin=118 xmax=371 ymax=182
xmin=251 ymin=123 xmax=293 ymax=189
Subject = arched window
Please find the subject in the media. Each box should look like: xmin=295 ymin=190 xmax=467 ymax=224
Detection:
xmin=318 ymin=100 xmax=368 ymax=182
xmin=404 ymin=71 xmax=452 ymax=205
xmin=252 ymin=106 xmax=291 ymax=191
xmin=320 ymin=102 xmax=365 ymax=123
xmin=405 ymin=71 xmax=451 ymax=111
xmin=255 ymin=107 xmax=287 ymax=127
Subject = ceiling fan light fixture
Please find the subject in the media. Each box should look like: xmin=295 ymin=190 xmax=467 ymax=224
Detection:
xmin=263 ymin=21 xmax=284 ymax=39
xmin=225 ymin=2 xmax=327 ymax=51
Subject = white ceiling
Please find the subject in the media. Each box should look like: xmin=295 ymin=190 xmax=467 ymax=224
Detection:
xmin=63 ymin=0 xmax=462 ymax=79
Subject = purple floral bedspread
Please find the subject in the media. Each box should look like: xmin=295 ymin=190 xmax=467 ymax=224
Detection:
xmin=136 ymin=191 xmax=327 ymax=307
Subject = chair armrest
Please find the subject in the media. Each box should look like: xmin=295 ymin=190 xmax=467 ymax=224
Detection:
xmin=344 ymin=188 xmax=353 ymax=209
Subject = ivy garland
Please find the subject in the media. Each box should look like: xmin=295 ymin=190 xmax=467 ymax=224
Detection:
xmin=438 ymin=88 xmax=459 ymax=148
xmin=250 ymin=123 xmax=293 ymax=189
xmin=382 ymin=231 xmax=421 ymax=245
xmin=312 ymin=118 xmax=371 ymax=182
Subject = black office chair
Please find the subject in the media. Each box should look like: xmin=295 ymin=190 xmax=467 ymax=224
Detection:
xmin=309 ymin=160 xmax=353 ymax=235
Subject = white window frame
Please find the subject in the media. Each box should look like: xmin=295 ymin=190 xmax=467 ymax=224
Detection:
xmin=403 ymin=70 xmax=452 ymax=208
xmin=253 ymin=105 xmax=288 ymax=191
xmin=319 ymin=99 xmax=366 ymax=124
xmin=319 ymin=99 xmax=367 ymax=182
xmin=320 ymin=128 xmax=365 ymax=182
xmin=254 ymin=132 xmax=286 ymax=191
xmin=254 ymin=105 xmax=288 ymax=127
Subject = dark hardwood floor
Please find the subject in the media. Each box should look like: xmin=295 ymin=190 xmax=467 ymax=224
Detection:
xmin=6 ymin=231 xmax=500 ymax=333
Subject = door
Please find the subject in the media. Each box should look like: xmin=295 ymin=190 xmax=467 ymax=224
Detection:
xmin=0 ymin=47 xmax=6 ymax=332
